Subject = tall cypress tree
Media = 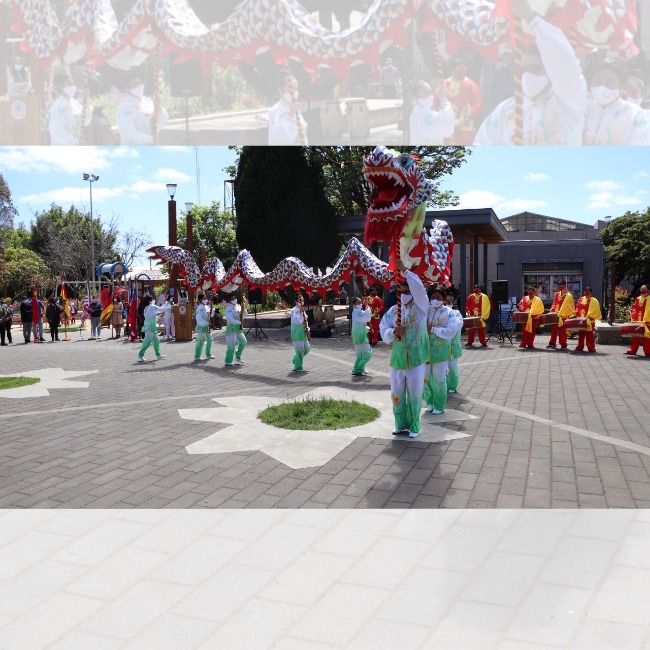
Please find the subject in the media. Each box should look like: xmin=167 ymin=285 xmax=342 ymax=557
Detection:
xmin=234 ymin=147 xmax=340 ymax=273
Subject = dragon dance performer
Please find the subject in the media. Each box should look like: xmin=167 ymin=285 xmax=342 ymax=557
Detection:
xmin=465 ymin=285 xmax=490 ymax=347
xmin=625 ymin=285 xmax=650 ymax=357
xmin=379 ymin=261 xmax=430 ymax=438
xmin=546 ymin=280 xmax=575 ymax=349
xmin=161 ymin=293 xmax=175 ymax=341
xmin=291 ymin=295 xmax=311 ymax=372
xmin=423 ymin=288 xmax=458 ymax=414
xmin=351 ymin=297 xmax=372 ymax=376
xmin=194 ymin=294 xmax=215 ymax=361
xmin=366 ymin=286 xmax=383 ymax=346
xmin=137 ymin=295 xmax=166 ymax=363
xmin=573 ymin=287 xmax=602 ymax=353
xmin=224 ymin=294 xmax=248 ymax=366
xmin=445 ymin=294 xmax=463 ymax=393
xmin=518 ymin=287 xmax=544 ymax=349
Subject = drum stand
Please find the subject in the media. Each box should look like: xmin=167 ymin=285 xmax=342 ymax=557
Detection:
xmin=246 ymin=304 xmax=268 ymax=341
xmin=487 ymin=302 xmax=513 ymax=345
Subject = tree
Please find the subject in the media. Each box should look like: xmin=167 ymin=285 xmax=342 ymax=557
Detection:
xmin=30 ymin=203 xmax=117 ymax=279
xmin=0 ymin=172 xmax=18 ymax=236
xmin=234 ymin=147 xmax=340 ymax=272
xmin=177 ymin=200 xmax=239 ymax=269
xmin=600 ymin=209 xmax=650 ymax=295
xmin=115 ymin=229 xmax=153 ymax=270
xmin=4 ymin=246 xmax=50 ymax=299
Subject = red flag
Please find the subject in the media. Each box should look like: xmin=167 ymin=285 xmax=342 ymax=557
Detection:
xmin=31 ymin=282 xmax=39 ymax=332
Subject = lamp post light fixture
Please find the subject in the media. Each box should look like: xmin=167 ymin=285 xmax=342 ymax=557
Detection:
xmin=166 ymin=184 xmax=178 ymax=295
xmin=83 ymin=173 xmax=99 ymax=294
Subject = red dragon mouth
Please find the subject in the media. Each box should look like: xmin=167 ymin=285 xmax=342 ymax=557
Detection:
xmin=364 ymin=167 xmax=414 ymax=220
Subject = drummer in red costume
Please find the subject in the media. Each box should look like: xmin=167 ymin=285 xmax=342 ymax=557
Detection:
xmin=573 ymin=287 xmax=602 ymax=353
xmin=367 ymin=286 xmax=384 ymax=346
xmin=517 ymin=286 xmax=544 ymax=349
xmin=546 ymin=280 xmax=575 ymax=350
xmin=465 ymin=285 xmax=490 ymax=347
xmin=625 ymin=284 xmax=650 ymax=356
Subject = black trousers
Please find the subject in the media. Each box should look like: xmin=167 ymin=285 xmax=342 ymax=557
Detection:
xmin=50 ymin=324 xmax=59 ymax=340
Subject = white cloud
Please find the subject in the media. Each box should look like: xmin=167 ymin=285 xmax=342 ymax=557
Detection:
xmin=524 ymin=173 xmax=551 ymax=182
xmin=636 ymin=189 xmax=648 ymax=195
xmin=587 ymin=191 xmax=640 ymax=209
xmin=129 ymin=180 xmax=168 ymax=194
xmin=497 ymin=199 xmax=548 ymax=213
xmin=456 ymin=189 xmax=504 ymax=209
xmin=153 ymin=168 xmax=193 ymax=183
xmin=584 ymin=180 xmax=622 ymax=192
xmin=21 ymin=185 xmax=126 ymax=205
xmin=158 ymin=146 xmax=191 ymax=152
xmin=615 ymin=196 xmax=641 ymax=206
xmin=633 ymin=171 xmax=649 ymax=179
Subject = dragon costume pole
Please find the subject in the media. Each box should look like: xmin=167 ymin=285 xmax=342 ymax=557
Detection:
xmin=431 ymin=30 xmax=446 ymax=86
xmin=79 ymin=62 xmax=91 ymax=145
xmin=512 ymin=14 xmax=524 ymax=145
xmin=152 ymin=41 xmax=163 ymax=146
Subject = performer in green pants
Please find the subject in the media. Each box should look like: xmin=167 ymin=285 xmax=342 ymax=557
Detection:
xmin=137 ymin=295 xmax=165 ymax=362
xmin=194 ymin=294 xmax=214 ymax=361
xmin=445 ymin=294 xmax=463 ymax=393
xmin=290 ymin=296 xmax=310 ymax=371
xmin=224 ymin=294 xmax=247 ymax=366
xmin=351 ymin=297 xmax=372 ymax=375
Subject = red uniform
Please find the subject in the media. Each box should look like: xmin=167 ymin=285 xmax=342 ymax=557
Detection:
xmin=517 ymin=295 xmax=544 ymax=348
xmin=367 ymin=295 xmax=383 ymax=345
xmin=548 ymin=290 xmax=575 ymax=348
xmin=574 ymin=295 xmax=602 ymax=352
xmin=626 ymin=294 xmax=650 ymax=356
xmin=437 ymin=76 xmax=482 ymax=145
xmin=465 ymin=292 xmax=490 ymax=345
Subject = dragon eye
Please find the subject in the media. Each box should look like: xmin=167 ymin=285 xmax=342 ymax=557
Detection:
xmin=398 ymin=153 xmax=413 ymax=168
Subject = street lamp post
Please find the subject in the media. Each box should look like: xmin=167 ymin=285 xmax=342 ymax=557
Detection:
xmin=166 ymin=183 xmax=178 ymax=296
xmin=0 ymin=236 xmax=7 ymax=299
xmin=82 ymin=173 xmax=99 ymax=295
xmin=185 ymin=201 xmax=194 ymax=303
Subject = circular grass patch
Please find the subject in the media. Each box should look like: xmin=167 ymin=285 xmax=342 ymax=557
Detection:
xmin=0 ymin=377 xmax=40 ymax=390
xmin=258 ymin=397 xmax=380 ymax=431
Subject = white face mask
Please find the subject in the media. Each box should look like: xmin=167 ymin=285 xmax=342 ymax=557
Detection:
xmin=591 ymin=85 xmax=620 ymax=106
xmin=522 ymin=72 xmax=549 ymax=98
xmin=430 ymin=299 xmax=442 ymax=308
xmin=202 ymin=299 xmax=208 ymax=305
xmin=400 ymin=293 xmax=412 ymax=305
xmin=63 ymin=85 xmax=77 ymax=97
xmin=230 ymin=299 xmax=237 ymax=305
xmin=131 ymin=85 xmax=144 ymax=98
xmin=283 ymin=91 xmax=298 ymax=103
xmin=417 ymin=95 xmax=434 ymax=109
xmin=626 ymin=96 xmax=643 ymax=106
xmin=14 ymin=64 xmax=23 ymax=71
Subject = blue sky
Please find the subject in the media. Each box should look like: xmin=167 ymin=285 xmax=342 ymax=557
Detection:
xmin=1 ymin=146 xmax=648 ymax=265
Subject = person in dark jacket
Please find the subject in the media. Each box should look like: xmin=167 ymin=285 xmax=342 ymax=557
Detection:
xmin=88 ymin=296 xmax=103 ymax=340
xmin=46 ymin=297 xmax=62 ymax=342
xmin=19 ymin=298 xmax=33 ymax=343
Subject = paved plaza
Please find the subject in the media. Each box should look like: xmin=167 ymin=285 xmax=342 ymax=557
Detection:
xmin=1 ymin=325 xmax=649 ymax=509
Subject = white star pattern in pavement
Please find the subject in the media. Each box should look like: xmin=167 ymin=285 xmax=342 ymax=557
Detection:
xmin=180 ymin=386 xmax=477 ymax=469
xmin=0 ymin=368 xmax=99 ymax=399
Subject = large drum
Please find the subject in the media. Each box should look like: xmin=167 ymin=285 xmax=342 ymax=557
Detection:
xmin=323 ymin=305 xmax=336 ymax=324
xmin=313 ymin=305 xmax=324 ymax=323
xmin=539 ymin=312 xmax=559 ymax=326
xmin=620 ymin=323 xmax=646 ymax=337
xmin=463 ymin=316 xmax=482 ymax=329
xmin=512 ymin=311 xmax=530 ymax=324
xmin=564 ymin=317 xmax=588 ymax=331
xmin=345 ymin=98 xmax=370 ymax=139
xmin=320 ymin=101 xmax=343 ymax=139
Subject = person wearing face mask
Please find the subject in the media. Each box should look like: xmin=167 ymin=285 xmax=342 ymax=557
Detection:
xmin=409 ymin=79 xmax=454 ymax=144
xmin=291 ymin=295 xmax=310 ymax=372
xmin=423 ymin=288 xmax=459 ymax=414
xmin=193 ymin=293 xmax=214 ymax=361
xmin=517 ymin=287 xmax=544 ymax=349
xmin=465 ymin=285 xmax=490 ymax=347
xmin=474 ymin=0 xmax=586 ymax=145
xmin=379 ymin=260 xmax=430 ymax=438
xmin=436 ymin=58 xmax=482 ymax=145
xmin=366 ymin=286 xmax=383 ymax=346
xmin=7 ymin=56 xmax=33 ymax=95
xmin=161 ymin=293 xmax=175 ymax=341
xmin=546 ymin=280 xmax=575 ymax=350
xmin=48 ymin=75 xmax=94 ymax=145
xmin=137 ymin=295 xmax=166 ymax=362
xmin=116 ymin=76 xmax=169 ymax=145
xmin=350 ymin=297 xmax=372 ymax=376
xmin=573 ymin=287 xmax=602 ymax=352
xmin=224 ymin=294 xmax=248 ymax=367
xmin=583 ymin=64 xmax=650 ymax=145
xmin=268 ymin=73 xmax=308 ymax=145
xmin=445 ymin=294 xmax=463 ymax=394
xmin=625 ymin=285 xmax=650 ymax=356
xmin=622 ymin=76 xmax=646 ymax=109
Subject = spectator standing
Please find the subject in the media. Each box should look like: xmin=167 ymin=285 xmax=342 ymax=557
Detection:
xmin=111 ymin=295 xmax=124 ymax=338
xmin=1 ymin=299 xmax=13 ymax=345
xmin=35 ymin=297 xmax=45 ymax=342
xmin=45 ymin=297 xmax=62 ymax=342
xmin=20 ymin=298 xmax=33 ymax=344
xmin=380 ymin=58 xmax=400 ymax=99
xmin=88 ymin=296 xmax=103 ymax=340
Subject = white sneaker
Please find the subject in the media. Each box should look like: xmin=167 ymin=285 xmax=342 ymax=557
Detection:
xmin=426 ymin=406 xmax=434 ymax=412
xmin=224 ymin=362 xmax=234 ymax=366
xmin=432 ymin=409 xmax=443 ymax=415
xmin=408 ymin=431 xmax=419 ymax=438
xmin=206 ymin=355 xmax=215 ymax=360
xmin=447 ymin=389 xmax=457 ymax=394
xmin=235 ymin=357 xmax=245 ymax=364
xmin=156 ymin=355 xmax=166 ymax=360
xmin=392 ymin=428 xmax=404 ymax=435
xmin=137 ymin=357 xmax=146 ymax=363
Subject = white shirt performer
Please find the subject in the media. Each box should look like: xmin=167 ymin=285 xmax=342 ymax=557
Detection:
xmin=194 ymin=295 xmax=214 ymax=361
xmin=117 ymin=77 xmax=169 ymax=145
xmin=49 ymin=75 xmax=94 ymax=145
xmin=474 ymin=5 xmax=586 ymax=145
xmin=445 ymin=295 xmax=464 ymax=394
xmin=379 ymin=263 xmax=430 ymax=438
xmin=423 ymin=289 xmax=459 ymax=414
xmin=351 ymin=297 xmax=373 ymax=376
xmin=161 ymin=296 xmax=175 ymax=341
xmin=137 ymin=295 xmax=166 ymax=362
xmin=409 ymin=80 xmax=455 ymax=144
xmin=268 ymin=74 xmax=308 ymax=145
xmin=290 ymin=297 xmax=310 ymax=372
xmin=224 ymin=295 xmax=248 ymax=366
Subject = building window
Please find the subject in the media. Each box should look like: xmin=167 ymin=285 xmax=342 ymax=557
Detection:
xmin=523 ymin=273 xmax=582 ymax=303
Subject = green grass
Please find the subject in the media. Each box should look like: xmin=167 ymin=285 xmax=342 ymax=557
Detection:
xmin=258 ymin=397 xmax=380 ymax=431
xmin=0 ymin=377 xmax=40 ymax=390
